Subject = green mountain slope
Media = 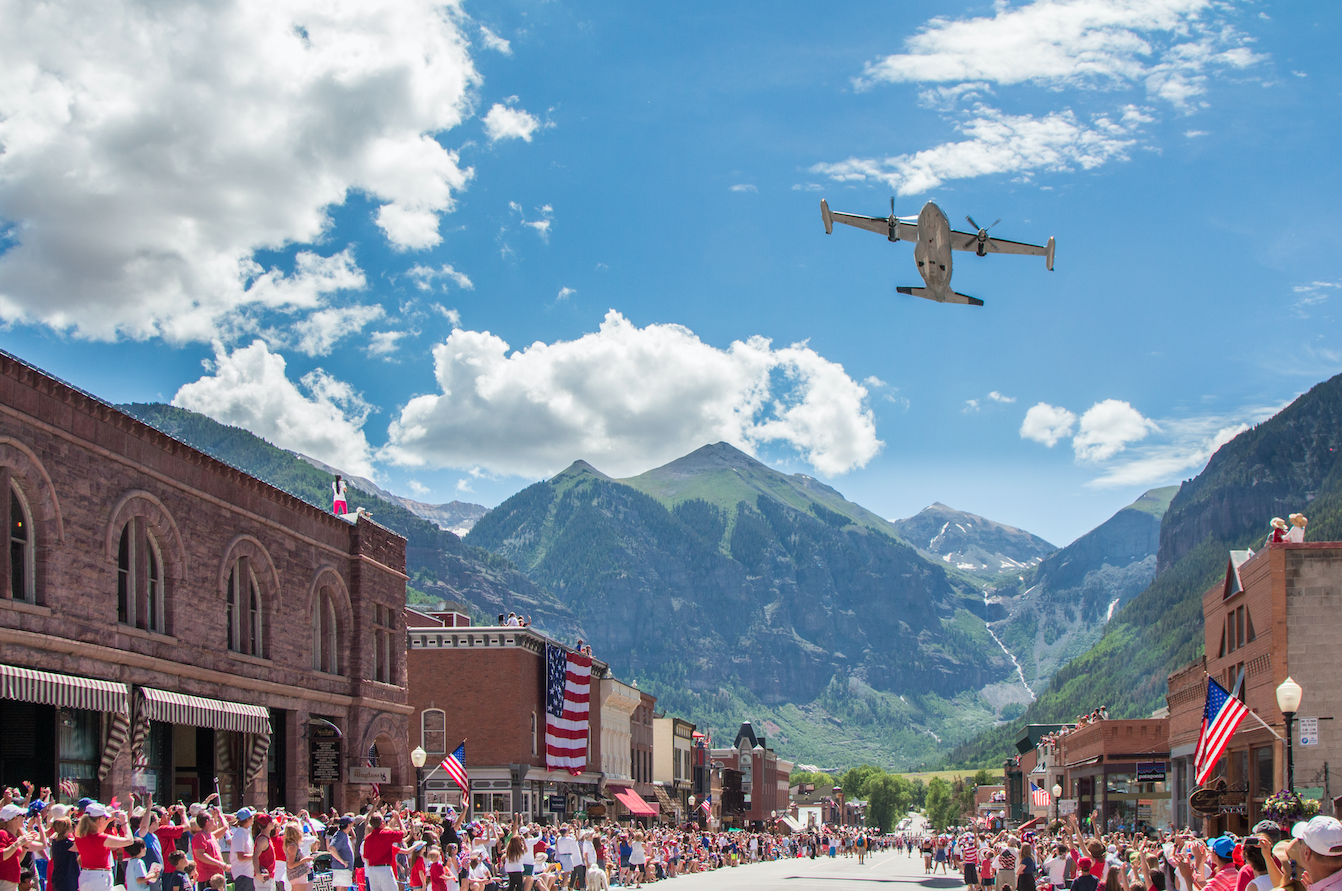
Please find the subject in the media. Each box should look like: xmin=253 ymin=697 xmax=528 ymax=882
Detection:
xmin=946 ymin=373 xmax=1342 ymax=768
xmin=119 ymin=403 xmax=583 ymax=638
xmin=467 ymin=443 xmax=1018 ymax=768
xmin=989 ymin=486 xmax=1176 ymax=689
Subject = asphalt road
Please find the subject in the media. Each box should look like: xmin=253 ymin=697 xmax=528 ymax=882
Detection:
xmin=655 ymin=833 xmax=960 ymax=891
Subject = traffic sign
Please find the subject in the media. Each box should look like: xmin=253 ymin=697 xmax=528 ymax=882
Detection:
xmin=1300 ymin=717 xmax=1320 ymax=747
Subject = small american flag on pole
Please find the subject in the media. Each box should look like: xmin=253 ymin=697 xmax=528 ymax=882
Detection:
xmin=700 ymin=794 xmax=711 ymax=815
xmin=545 ymin=643 xmax=592 ymax=774
xmin=440 ymin=742 xmax=469 ymax=793
xmin=1030 ymin=782 xmax=1051 ymax=808
xmin=1194 ymin=677 xmax=1249 ymax=785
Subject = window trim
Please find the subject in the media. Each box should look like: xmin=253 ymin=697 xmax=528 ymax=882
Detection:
xmin=422 ymin=708 xmax=447 ymax=756
xmin=9 ymin=483 xmax=35 ymax=605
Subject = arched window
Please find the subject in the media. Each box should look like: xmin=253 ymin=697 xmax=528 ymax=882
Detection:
xmin=421 ymin=709 xmax=446 ymax=755
xmin=372 ymin=604 xmax=395 ymax=684
xmin=226 ymin=559 xmax=264 ymax=658
xmin=312 ymin=587 xmax=340 ymax=675
xmin=8 ymin=484 xmax=34 ymax=604
xmin=116 ymin=519 xmax=165 ymax=633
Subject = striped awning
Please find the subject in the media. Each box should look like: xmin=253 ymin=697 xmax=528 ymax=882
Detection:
xmin=136 ymin=687 xmax=271 ymax=734
xmin=0 ymin=664 xmax=129 ymax=714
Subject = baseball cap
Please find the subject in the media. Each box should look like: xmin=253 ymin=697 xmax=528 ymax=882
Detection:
xmin=1210 ymin=836 xmax=1237 ymax=859
xmin=76 ymin=798 xmax=93 ymax=810
xmin=0 ymin=804 xmax=25 ymax=822
xmin=1078 ymin=858 xmax=1094 ymax=872
xmin=1292 ymin=816 xmax=1342 ymax=856
xmin=84 ymin=803 xmax=110 ymax=818
xmin=235 ymin=807 xmax=255 ymax=822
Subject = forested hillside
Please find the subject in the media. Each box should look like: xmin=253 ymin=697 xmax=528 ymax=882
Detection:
xmin=946 ymin=373 xmax=1342 ymax=768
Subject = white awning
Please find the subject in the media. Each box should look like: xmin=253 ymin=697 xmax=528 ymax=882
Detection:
xmin=0 ymin=664 xmax=129 ymax=714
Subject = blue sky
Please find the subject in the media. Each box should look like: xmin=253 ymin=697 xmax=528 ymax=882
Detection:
xmin=1 ymin=0 xmax=1339 ymax=547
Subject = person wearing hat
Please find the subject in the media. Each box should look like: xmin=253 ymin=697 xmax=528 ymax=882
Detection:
xmin=327 ymin=818 xmax=355 ymax=891
xmin=73 ymin=804 xmax=137 ymax=891
xmin=1289 ymin=816 xmax=1342 ymax=891
xmin=228 ymin=809 xmax=256 ymax=891
xmin=1288 ymin=514 xmax=1309 ymax=543
xmin=1270 ymin=518 xmax=1289 ymax=544
xmin=0 ymin=803 xmax=43 ymax=891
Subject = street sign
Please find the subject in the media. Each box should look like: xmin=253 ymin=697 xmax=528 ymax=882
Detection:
xmin=1059 ymin=799 xmax=1077 ymax=816
xmin=548 ymin=795 xmax=567 ymax=813
xmin=1300 ymin=718 xmax=1320 ymax=746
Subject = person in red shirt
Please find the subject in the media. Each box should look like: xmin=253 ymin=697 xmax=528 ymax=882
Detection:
xmin=190 ymin=808 xmax=229 ymax=891
xmin=72 ymin=804 xmax=137 ymax=891
xmin=0 ymin=804 xmax=44 ymax=891
xmin=361 ymin=812 xmax=407 ymax=891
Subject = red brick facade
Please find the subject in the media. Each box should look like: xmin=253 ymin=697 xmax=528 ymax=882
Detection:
xmin=0 ymin=352 xmax=410 ymax=812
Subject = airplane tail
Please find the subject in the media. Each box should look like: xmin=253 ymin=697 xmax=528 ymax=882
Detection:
xmin=897 ymin=286 xmax=984 ymax=307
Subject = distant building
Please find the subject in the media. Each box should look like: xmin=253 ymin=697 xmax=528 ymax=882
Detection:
xmin=406 ymin=619 xmax=607 ymax=820
xmin=1059 ymin=718 xmax=1170 ymax=832
xmin=653 ymin=715 xmax=695 ymax=820
xmin=1167 ymin=542 xmax=1342 ymax=832
xmin=710 ymin=722 xmax=792 ymax=829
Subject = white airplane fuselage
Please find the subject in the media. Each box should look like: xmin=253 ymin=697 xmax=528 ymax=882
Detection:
xmin=913 ymin=201 xmax=955 ymax=301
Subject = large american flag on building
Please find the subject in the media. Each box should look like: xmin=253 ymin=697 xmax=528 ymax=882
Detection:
xmin=1194 ymin=677 xmax=1249 ymax=784
xmin=545 ymin=643 xmax=592 ymax=774
xmin=1030 ymin=781 xmax=1051 ymax=808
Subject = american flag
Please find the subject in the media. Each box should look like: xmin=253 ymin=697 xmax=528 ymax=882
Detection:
xmin=1030 ymin=782 xmax=1051 ymax=807
xmin=545 ymin=643 xmax=592 ymax=774
xmin=367 ymin=745 xmax=381 ymax=799
xmin=1194 ymin=677 xmax=1249 ymax=784
xmin=439 ymin=742 xmax=469 ymax=793
xmin=699 ymin=794 xmax=711 ymax=815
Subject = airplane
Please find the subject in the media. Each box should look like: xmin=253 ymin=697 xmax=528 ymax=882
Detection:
xmin=820 ymin=198 xmax=1055 ymax=306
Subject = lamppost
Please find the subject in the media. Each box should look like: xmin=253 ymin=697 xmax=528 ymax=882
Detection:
xmin=411 ymin=746 xmax=427 ymax=812
xmin=1052 ymin=783 xmax=1062 ymax=828
xmin=1277 ymin=677 xmax=1303 ymax=794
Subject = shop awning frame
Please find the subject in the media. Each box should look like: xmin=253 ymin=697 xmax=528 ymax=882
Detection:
xmin=131 ymin=687 xmax=272 ymax=781
xmin=0 ymin=664 xmax=129 ymax=714
xmin=610 ymin=785 xmax=658 ymax=817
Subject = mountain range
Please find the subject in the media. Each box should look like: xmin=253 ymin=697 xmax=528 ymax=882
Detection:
xmin=120 ymin=402 xmax=1172 ymax=769
xmin=948 ymin=371 xmax=1342 ymax=768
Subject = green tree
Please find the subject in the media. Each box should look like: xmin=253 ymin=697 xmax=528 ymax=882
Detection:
xmin=910 ymin=778 xmax=928 ymax=809
xmin=789 ymin=770 xmax=831 ymax=788
xmin=841 ymin=764 xmax=883 ymax=799
xmin=866 ymin=773 xmax=913 ymax=833
xmin=925 ymin=777 xmax=954 ymax=831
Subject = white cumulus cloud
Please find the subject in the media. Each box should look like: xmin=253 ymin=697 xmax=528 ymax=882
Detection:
xmin=173 ymin=340 xmax=376 ymax=477
xmin=407 ymin=264 xmax=474 ymax=292
xmin=290 ymin=304 xmax=386 ymax=357
xmin=478 ymin=25 xmax=511 ymax=55
xmin=857 ymin=0 xmax=1264 ymax=110
xmin=0 ymin=0 xmax=481 ymax=342
xmin=383 ymin=310 xmax=883 ymax=478
xmin=988 ymin=391 xmax=1016 ymax=403
xmin=483 ymin=103 xmax=543 ymax=143
xmin=812 ymin=106 xmax=1137 ymax=194
xmin=1020 ymin=403 xmax=1077 ymax=447
xmin=1073 ymin=399 xmax=1159 ymax=461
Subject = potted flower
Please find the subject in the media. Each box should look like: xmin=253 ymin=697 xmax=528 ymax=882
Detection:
xmin=1262 ymin=790 xmax=1321 ymax=827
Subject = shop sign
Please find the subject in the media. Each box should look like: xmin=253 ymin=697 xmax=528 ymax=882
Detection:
xmin=1137 ymin=762 xmax=1167 ymax=783
xmin=1058 ymin=799 xmax=1077 ymax=816
xmin=349 ymin=766 xmax=390 ymax=784
xmin=309 ymin=724 xmax=341 ymax=785
xmin=1300 ymin=787 xmax=1324 ymax=801
xmin=548 ymin=795 xmax=567 ymax=813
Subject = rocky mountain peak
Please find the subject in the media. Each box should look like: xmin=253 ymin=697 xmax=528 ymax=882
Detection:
xmin=890 ymin=502 xmax=1055 ymax=575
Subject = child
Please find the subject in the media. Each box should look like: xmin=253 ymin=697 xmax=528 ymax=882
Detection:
xmin=427 ymin=846 xmax=457 ymax=891
xmin=208 ymin=876 xmax=226 ymax=891
xmin=125 ymin=842 xmax=162 ymax=891
xmin=163 ymin=851 xmax=190 ymax=891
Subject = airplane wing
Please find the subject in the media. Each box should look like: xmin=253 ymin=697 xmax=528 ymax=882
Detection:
xmin=821 ymin=200 xmax=918 ymax=243
xmin=950 ymin=229 xmax=1056 ymax=270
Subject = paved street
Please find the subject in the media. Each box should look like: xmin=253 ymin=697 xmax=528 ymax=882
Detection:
xmin=656 ymin=843 xmax=965 ymax=891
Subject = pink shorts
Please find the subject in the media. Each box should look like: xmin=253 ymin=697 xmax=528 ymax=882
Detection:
xmin=333 ymin=500 xmax=348 ymax=515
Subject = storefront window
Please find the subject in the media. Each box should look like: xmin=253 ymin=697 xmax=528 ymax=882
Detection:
xmin=1255 ymin=747 xmax=1274 ymax=799
xmin=132 ymin=721 xmax=172 ymax=805
xmin=57 ymin=709 xmax=100 ymax=801
xmin=472 ymin=792 xmax=511 ymax=815
xmin=215 ymin=731 xmax=245 ymax=811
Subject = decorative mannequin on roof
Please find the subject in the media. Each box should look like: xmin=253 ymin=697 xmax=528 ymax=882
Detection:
xmin=1269 ymin=517 xmax=1288 ymax=544
xmin=1288 ymin=513 xmax=1308 ymax=543
xmin=332 ymin=475 xmax=348 ymax=516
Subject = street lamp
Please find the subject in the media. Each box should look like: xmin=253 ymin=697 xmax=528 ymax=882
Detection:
xmin=1277 ymin=677 xmax=1303 ymax=793
xmin=1052 ymin=784 xmax=1062 ymax=828
xmin=411 ymin=746 xmax=427 ymax=812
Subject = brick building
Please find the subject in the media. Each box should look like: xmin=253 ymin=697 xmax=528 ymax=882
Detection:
xmin=405 ymin=616 xmax=608 ymax=821
xmin=0 ymin=351 xmax=411 ymax=813
xmin=653 ymin=715 xmax=695 ymax=820
xmin=710 ymin=722 xmax=792 ymax=829
xmin=1166 ymin=542 xmax=1342 ymax=832
xmin=1059 ymin=718 xmax=1171 ymax=832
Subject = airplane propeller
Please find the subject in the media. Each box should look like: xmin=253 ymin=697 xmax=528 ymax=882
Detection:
xmin=966 ymin=215 xmax=1001 ymax=235
xmin=966 ymin=215 xmax=1001 ymax=255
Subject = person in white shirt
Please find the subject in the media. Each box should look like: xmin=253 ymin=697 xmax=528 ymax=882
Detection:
xmin=332 ymin=477 xmax=348 ymax=516
xmin=229 ymin=810 xmax=256 ymax=891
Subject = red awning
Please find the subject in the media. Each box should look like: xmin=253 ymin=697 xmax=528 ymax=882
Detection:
xmin=611 ymin=786 xmax=658 ymax=817
xmin=1018 ymin=817 xmax=1041 ymax=830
